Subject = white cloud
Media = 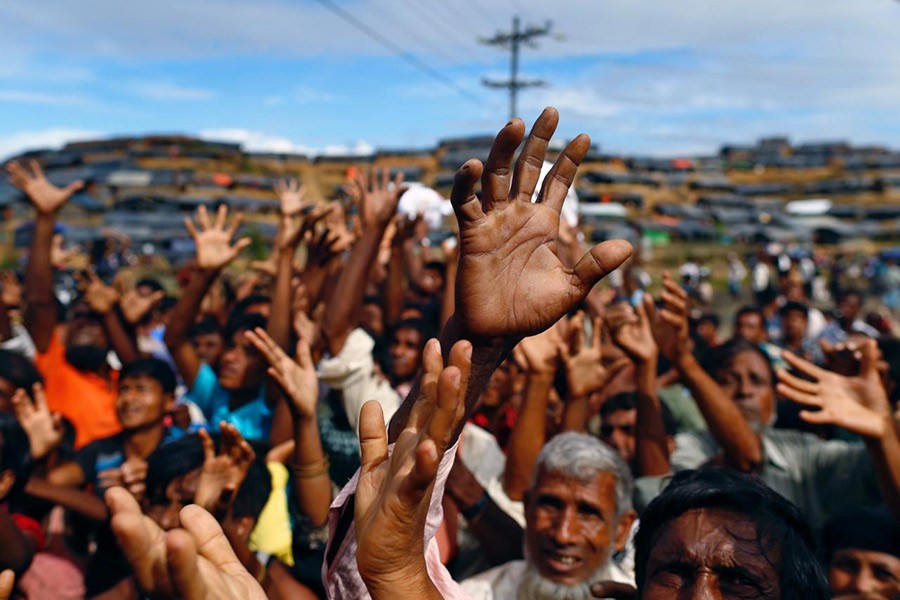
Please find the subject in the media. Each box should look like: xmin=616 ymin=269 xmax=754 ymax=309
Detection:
xmin=0 ymin=127 xmax=104 ymax=162
xmin=198 ymin=128 xmax=374 ymax=157
xmin=131 ymin=81 xmax=215 ymax=101
xmin=0 ymin=89 xmax=86 ymax=105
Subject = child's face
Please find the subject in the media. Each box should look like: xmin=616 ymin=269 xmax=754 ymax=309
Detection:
xmin=116 ymin=375 xmax=170 ymax=430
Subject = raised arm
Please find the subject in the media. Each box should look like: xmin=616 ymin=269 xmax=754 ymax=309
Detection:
xmin=6 ymin=161 xmax=84 ymax=352
xmin=80 ymin=270 xmax=140 ymax=365
xmin=389 ymin=107 xmax=632 ymax=444
xmin=321 ymin=169 xmax=403 ymax=357
xmin=164 ymin=205 xmax=250 ymax=385
xmin=609 ymin=296 xmax=670 ymax=476
xmin=651 ymin=274 xmax=763 ymax=471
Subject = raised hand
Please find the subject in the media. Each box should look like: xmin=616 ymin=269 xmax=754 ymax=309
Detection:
xmin=449 ymin=108 xmax=632 ymax=340
xmin=50 ymin=234 xmax=80 ymax=269
xmin=777 ymin=340 xmax=891 ymax=438
xmin=513 ymin=322 xmax=562 ymax=375
xmin=6 ymin=160 xmax=84 ymax=215
xmin=356 ymin=168 xmax=405 ymax=231
xmin=194 ymin=425 xmax=256 ymax=517
xmin=120 ymin=456 xmax=149 ymax=502
xmin=78 ymin=269 xmax=120 ymax=315
xmin=355 ymin=338 xmax=471 ymax=597
xmin=559 ymin=311 xmax=629 ymax=398
xmin=245 ymin=327 xmax=318 ymax=420
xmin=11 ymin=384 xmax=63 ymax=460
xmin=120 ymin=288 xmax=165 ymax=325
xmin=0 ymin=271 xmax=22 ymax=308
xmin=274 ymin=177 xmax=308 ymax=216
xmin=648 ymin=273 xmax=690 ymax=363
xmin=106 ymin=487 xmax=266 ymax=599
xmin=608 ymin=295 xmax=658 ymax=364
xmin=184 ymin=205 xmax=251 ymax=271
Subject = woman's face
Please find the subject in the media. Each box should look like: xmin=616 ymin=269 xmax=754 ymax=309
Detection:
xmin=716 ymin=350 xmax=774 ymax=427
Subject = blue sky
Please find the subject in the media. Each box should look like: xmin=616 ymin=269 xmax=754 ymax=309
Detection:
xmin=1 ymin=0 xmax=900 ymax=160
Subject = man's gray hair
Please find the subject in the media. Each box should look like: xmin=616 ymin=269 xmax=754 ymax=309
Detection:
xmin=532 ymin=432 xmax=633 ymax=517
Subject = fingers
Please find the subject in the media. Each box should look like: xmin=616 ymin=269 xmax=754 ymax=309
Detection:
xmin=29 ymin=159 xmax=45 ymax=180
xmin=214 ymin=204 xmax=227 ymax=230
xmin=590 ymin=581 xmax=637 ymax=599
xmin=424 ymin=364 xmax=463 ymax=450
xmin=572 ymin=240 xmax=633 ymax=293
xmin=450 ymin=159 xmax=486 ymax=224
xmin=295 ymin=338 xmax=314 ymax=370
xmin=165 ymin=529 xmax=207 ymax=600
xmin=199 ymin=428 xmax=215 ymax=463
xmin=404 ymin=438 xmax=440 ymax=497
xmin=569 ymin=311 xmax=585 ymax=356
xmin=590 ymin=316 xmax=603 ymax=350
xmin=409 ymin=338 xmax=443 ymax=430
xmin=197 ymin=205 xmax=211 ymax=230
xmin=776 ymin=368 xmax=820 ymax=394
xmin=510 ymin=107 xmax=558 ymax=203
xmin=358 ymin=400 xmax=389 ymax=474
xmin=481 ymin=118 xmax=525 ymax=211
xmin=798 ymin=409 xmax=832 ymax=426
xmin=226 ymin=211 xmax=244 ymax=239
xmin=10 ymin=388 xmax=32 ymax=419
xmin=106 ymin=487 xmax=169 ymax=593
xmin=537 ymin=133 xmax=591 ymax=213
xmin=0 ymin=570 xmax=14 ymax=600
xmin=184 ymin=217 xmax=199 ymax=241
xmin=782 ymin=350 xmax=825 ymax=381
xmin=858 ymin=337 xmax=879 ymax=377
xmin=64 ymin=180 xmax=85 ymax=195
xmin=607 ymin=357 xmax=632 ymax=381
xmin=179 ymin=504 xmax=243 ymax=570
xmin=775 ymin=381 xmax=822 ymax=408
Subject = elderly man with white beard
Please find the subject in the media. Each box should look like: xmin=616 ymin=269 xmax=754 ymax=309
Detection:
xmin=461 ymin=432 xmax=637 ymax=600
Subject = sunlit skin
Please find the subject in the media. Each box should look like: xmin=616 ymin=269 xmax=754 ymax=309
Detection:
xmin=599 ymin=409 xmax=637 ymax=466
xmin=389 ymin=327 xmax=425 ymax=382
xmin=830 ymin=549 xmax=900 ymax=598
xmin=524 ymin=471 xmax=632 ymax=587
xmin=715 ymin=350 xmax=774 ymax=427
xmin=116 ymin=374 xmax=172 ymax=431
xmin=734 ymin=312 xmax=766 ymax=345
xmin=217 ymin=330 xmax=265 ymax=392
xmin=642 ymin=507 xmax=780 ymax=600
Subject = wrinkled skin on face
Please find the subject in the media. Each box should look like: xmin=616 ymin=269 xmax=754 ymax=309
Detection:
xmin=524 ymin=471 xmax=632 ymax=587
xmin=642 ymin=508 xmax=781 ymax=600
xmin=716 ymin=350 xmax=775 ymax=428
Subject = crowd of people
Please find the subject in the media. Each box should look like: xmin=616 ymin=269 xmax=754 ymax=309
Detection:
xmin=0 ymin=108 xmax=898 ymax=600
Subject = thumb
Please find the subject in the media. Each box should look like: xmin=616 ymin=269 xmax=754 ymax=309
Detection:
xmin=573 ymin=241 xmax=633 ymax=292
xmin=64 ymin=180 xmax=85 ymax=195
xmin=859 ymin=338 xmax=878 ymax=377
xmin=358 ymin=400 xmax=388 ymax=473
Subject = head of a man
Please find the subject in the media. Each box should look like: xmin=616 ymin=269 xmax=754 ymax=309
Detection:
xmin=825 ymin=507 xmax=900 ymax=599
xmin=707 ymin=337 xmax=775 ymax=428
xmin=838 ymin=290 xmax=864 ymax=325
xmin=779 ymin=301 xmax=809 ymax=345
xmin=145 ymin=434 xmax=271 ymax=540
xmin=734 ymin=307 xmax=767 ymax=345
xmin=116 ymin=358 xmax=177 ymax=432
xmin=0 ymin=349 xmax=42 ymax=413
xmin=65 ymin=300 xmax=111 ymax=373
xmin=522 ymin=433 xmax=636 ymax=598
xmin=634 ymin=467 xmax=828 ymax=600
xmin=599 ymin=392 xmax=676 ymax=472
xmin=189 ymin=317 xmax=225 ymax=369
xmin=217 ymin=313 xmax=267 ymax=391
xmin=389 ymin=319 xmax=429 ymax=383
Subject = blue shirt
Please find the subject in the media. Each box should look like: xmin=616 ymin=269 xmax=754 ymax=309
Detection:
xmin=189 ymin=363 xmax=271 ymax=442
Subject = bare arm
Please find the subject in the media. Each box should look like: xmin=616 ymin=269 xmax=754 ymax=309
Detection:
xmin=504 ymin=371 xmax=555 ymax=501
xmin=321 ymin=169 xmax=403 ymax=357
xmin=6 ymin=161 xmax=84 ymax=352
xmin=24 ymin=479 xmax=109 ymax=522
xmin=0 ymin=509 xmax=33 ymax=575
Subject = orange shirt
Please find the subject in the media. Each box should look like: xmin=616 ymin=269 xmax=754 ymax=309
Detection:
xmin=34 ymin=333 xmax=121 ymax=449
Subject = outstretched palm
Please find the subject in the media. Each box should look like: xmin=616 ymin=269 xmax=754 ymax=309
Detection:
xmin=6 ymin=160 xmax=84 ymax=215
xmin=185 ymin=204 xmax=251 ymax=271
xmin=451 ymin=108 xmax=632 ymax=340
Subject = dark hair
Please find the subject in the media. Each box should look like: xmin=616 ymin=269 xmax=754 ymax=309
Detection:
xmin=703 ymin=337 xmax=775 ymax=389
xmin=600 ymin=392 xmax=677 ymax=437
xmin=391 ymin=318 xmax=435 ymax=345
xmin=0 ymin=413 xmax=32 ymax=503
xmin=634 ymin=467 xmax=828 ymax=599
xmin=158 ymin=296 xmax=178 ymax=314
xmin=0 ymin=349 xmax=43 ymax=390
xmin=232 ymin=294 xmax=271 ymax=317
xmin=136 ymin=278 xmax=165 ymax=294
xmin=779 ymin=301 xmax=809 ymax=318
xmin=696 ymin=312 xmax=720 ymax=328
xmin=223 ymin=312 xmax=268 ymax=342
xmin=423 ymin=260 xmax=446 ymax=278
xmin=189 ymin=316 xmax=223 ymax=339
xmin=823 ymin=506 xmax=900 ymax=560
xmin=146 ymin=433 xmax=272 ymax=520
xmin=120 ymin=358 xmax=177 ymax=395
xmin=734 ymin=306 xmax=764 ymax=326
xmin=837 ymin=289 xmax=864 ymax=304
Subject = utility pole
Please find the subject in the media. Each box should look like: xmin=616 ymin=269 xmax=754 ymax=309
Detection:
xmin=481 ymin=17 xmax=553 ymax=120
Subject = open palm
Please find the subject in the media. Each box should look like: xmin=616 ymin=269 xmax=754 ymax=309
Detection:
xmin=185 ymin=205 xmax=251 ymax=271
xmin=451 ymin=108 xmax=632 ymax=341
xmin=6 ymin=160 xmax=84 ymax=215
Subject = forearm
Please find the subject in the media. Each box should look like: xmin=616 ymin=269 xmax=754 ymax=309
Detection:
xmin=562 ymin=394 xmax=589 ymax=432
xmin=864 ymin=416 xmax=900 ymax=520
xmin=103 ymin=311 xmax=139 ymax=365
xmin=24 ymin=479 xmax=109 ymax=521
xmin=362 ymin=566 xmax=442 ymax=600
xmin=24 ymin=214 xmax=58 ymax=351
xmin=677 ymin=354 xmax=762 ymax=471
xmin=440 ymin=257 xmax=457 ymax=330
xmin=634 ymin=359 xmax=671 ymax=476
xmin=401 ymin=240 xmax=425 ymax=290
xmin=384 ymin=249 xmax=405 ymax=327
xmin=268 ymin=249 xmax=295 ymax=351
xmin=292 ymin=416 xmax=332 ymax=527
xmin=164 ymin=269 xmax=217 ymax=349
xmin=322 ymin=229 xmax=383 ymax=356
xmin=504 ymin=373 xmax=554 ymax=501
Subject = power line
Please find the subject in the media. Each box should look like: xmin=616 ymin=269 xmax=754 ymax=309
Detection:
xmin=401 ymin=0 xmax=483 ymax=57
xmin=311 ymin=0 xmax=482 ymax=104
